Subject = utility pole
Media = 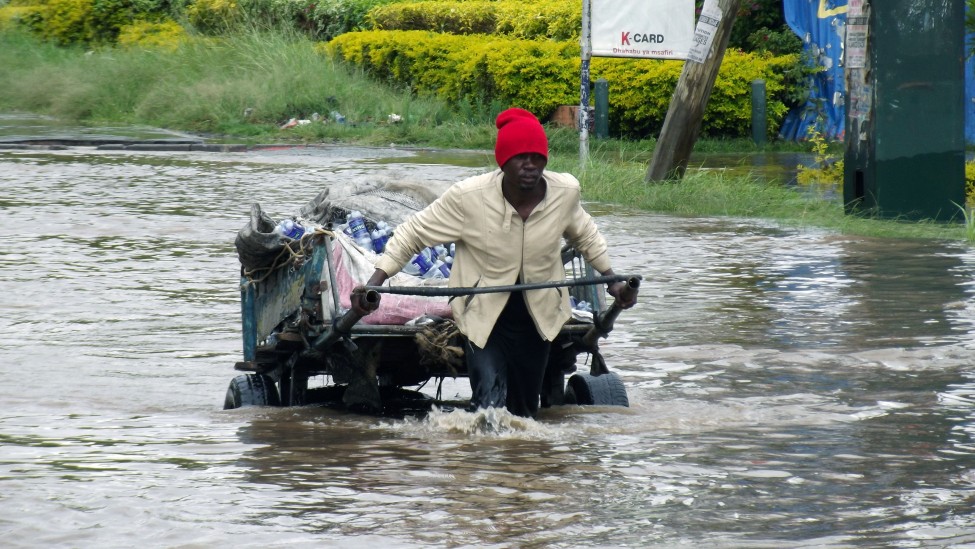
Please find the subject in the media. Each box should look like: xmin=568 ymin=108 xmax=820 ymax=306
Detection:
xmin=646 ymin=0 xmax=742 ymax=182
xmin=843 ymin=0 xmax=965 ymax=221
xmin=580 ymin=0 xmax=592 ymax=166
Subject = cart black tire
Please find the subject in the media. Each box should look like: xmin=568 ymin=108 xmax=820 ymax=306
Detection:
xmin=564 ymin=373 xmax=629 ymax=407
xmin=224 ymin=374 xmax=281 ymax=409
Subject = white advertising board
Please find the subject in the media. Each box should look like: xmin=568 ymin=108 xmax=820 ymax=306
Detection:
xmin=591 ymin=0 xmax=695 ymax=60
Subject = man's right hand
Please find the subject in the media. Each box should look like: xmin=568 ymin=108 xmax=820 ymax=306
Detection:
xmin=350 ymin=287 xmax=381 ymax=316
xmin=350 ymin=268 xmax=390 ymax=316
xmin=607 ymin=280 xmax=638 ymax=309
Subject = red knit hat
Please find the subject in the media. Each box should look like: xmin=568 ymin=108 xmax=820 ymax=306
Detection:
xmin=494 ymin=108 xmax=549 ymax=168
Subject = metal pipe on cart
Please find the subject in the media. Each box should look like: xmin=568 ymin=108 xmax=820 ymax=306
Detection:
xmin=311 ymin=289 xmax=380 ymax=351
xmin=358 ymin=274 xmax=641 ymax=297
xmin=581 ymin=276 xmax=641 ymax=349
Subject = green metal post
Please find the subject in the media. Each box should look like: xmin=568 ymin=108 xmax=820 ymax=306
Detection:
xmin=751 ymin=79 xmax=766 ymax=146
xmin=594 ymin=78 xmax=609 ymax=139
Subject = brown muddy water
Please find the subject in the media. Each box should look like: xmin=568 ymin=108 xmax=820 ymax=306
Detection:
xmin=3 ymin=121 xmax=975 ymax=547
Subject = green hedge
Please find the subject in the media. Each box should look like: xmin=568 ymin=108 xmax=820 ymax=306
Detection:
xmin=326 ymin=29 xmax=796 ymax=137
xmin=2 ymin=0 xmax=165 ymax=45
xmin=366 ymin=0 xmax=579 ymax=40
xmin=237 ymin=0 xmax=394 ymax=40
xmin=0 ymin=0 xmax=398 ymax=44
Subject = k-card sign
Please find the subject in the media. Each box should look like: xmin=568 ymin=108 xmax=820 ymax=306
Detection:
xmin=590 ymin=0 xmax=694 ymax=60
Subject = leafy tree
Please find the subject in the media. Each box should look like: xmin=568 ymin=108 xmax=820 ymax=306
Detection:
xmin=696 ymin=0 xmax=801 ymax=56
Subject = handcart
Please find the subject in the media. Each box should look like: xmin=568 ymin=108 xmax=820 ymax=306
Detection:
xmin=225 ymin=180 xmax=637 ymax=414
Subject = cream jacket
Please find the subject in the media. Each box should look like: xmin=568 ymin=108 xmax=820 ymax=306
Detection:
xmin=374 ymin=169 xmax=612 ymax=347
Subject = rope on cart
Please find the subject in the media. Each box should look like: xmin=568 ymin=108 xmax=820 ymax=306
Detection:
xmin=242 ymin=228 xmax=334 ymax=285
xmin=415 ymin=320 xmax=464 ymax=375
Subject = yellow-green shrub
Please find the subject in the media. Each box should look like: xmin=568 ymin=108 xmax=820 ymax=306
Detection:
xmin=367 ymin=0 xmax=579 ymax=40
xmin=117 ymin=19 xmax=188 ymax=49
xmin=6 ymin=0 xmax=165 ymax=45
xmin=186 ymin=0 xmax=240 ymax=33
xmin=326 ymin=30 xmax=577 ymax=114
xmin=494 ymin=0 xmax=579 ymax=40
xmin=367 ymin=1 xmax=496 ymax=35
xmin=796 ymin=127 xmax=844 ymax=191
xmin=966 ymin=160 xmax=975 ymax=208
xmin=0 ymin=4 xmax=42 ymax=29
xmin=43 ymin=0 xmax=94 ymax=44
xmin=327 ymin=30 xmax=795 ymax=137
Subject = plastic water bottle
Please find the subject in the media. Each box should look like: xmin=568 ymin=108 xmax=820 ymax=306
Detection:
xmin=405 ymin=250 xmax=435 ymax=277
xmin=434 ymin=244 xmax=449 ymax=261
xmin=370 ymin=228 xmax=384 ymax=253
xmin=347 ymin=211 xmax=372 ymax=249
xmin=422 ymin=259 xmax=446 ymax=279
xmin=439 ymin=255 xmax=453 ymax=277
xmin=346 ymin=211 xmax=367 ymax=237
xmin=371 ymin=227 xmax=390 ymax=253
xmin=276 ymin=219 xmax=304 ymax=239
xmin=570 ymin=296 xmax=592 ymax=312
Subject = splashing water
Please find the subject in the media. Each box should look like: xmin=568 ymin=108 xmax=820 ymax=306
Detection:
xmin=386 ymin=406 xmax=563 ymax=439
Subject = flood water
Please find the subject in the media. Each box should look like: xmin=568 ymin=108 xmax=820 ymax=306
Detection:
xmin=3 ymin=125 xmax=975 ymax=547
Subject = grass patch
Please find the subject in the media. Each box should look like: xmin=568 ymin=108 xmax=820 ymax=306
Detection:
xmin=549 ymin=150 xmax=970 ymax=241
xmin=0 ymin=27 xmax=471 ymax=144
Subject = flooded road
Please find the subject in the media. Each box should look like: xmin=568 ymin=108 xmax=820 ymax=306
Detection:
xmin=3 ymin=134 xmax=975 ymax=547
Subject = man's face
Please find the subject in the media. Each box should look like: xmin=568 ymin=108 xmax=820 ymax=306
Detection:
xmin=501 ymin=153 xmax=548 ymax=191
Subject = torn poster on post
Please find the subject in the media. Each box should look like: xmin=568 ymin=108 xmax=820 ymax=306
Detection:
xmin=686 ymin=3 xmax=722 ymax=63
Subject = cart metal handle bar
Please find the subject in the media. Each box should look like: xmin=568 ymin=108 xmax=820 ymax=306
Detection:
xmin=356 ymin=274 xmax=641 ymax=297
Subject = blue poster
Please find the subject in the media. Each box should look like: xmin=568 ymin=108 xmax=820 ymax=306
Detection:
xmin=780 ymin=0 xmax=848 ymax=141
xmin=781 ymin=0 xmax=975 ymax=143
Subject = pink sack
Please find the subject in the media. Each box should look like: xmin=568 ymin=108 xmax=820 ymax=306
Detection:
xmin=332 ymin=233 xmax=452 ymax=325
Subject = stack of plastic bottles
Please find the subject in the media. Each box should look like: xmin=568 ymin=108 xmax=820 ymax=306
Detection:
xmin=337 ymin=211 xmax=455 ymax=279
xmin=402 ymin=244 xmax=454 ymax=279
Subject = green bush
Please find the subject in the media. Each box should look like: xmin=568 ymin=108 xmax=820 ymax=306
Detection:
xmin=186 ymin=0 xmax=241 ymax=33
xmin=0 ymin=3 xmax=46 ymax=32
xmin=117 ymin=18 xmax=189 ymax=49
xmin=40 ymin=0 xmax=93 ymax=44
xmin=327 ymin=30 xmax=796 ymax=138
xmin=3 ymin=0 xmax=394 ymax=43
xmin=742 ymin=26 xmax=802 ymax=55
xmin=367 ymin=0 xmax=579 ymax=40
xmin=367 ymin=1 xmax=496 ymax=35
xmin=5 ymin=0 xmax=166 ymax=45
xmin=237 ymin=0 xmax=394 ymax=40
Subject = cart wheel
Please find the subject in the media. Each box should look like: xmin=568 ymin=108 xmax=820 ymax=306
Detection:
xmin=223 ymin=374 xmax=281 ymax=409
xmin=564 ymin=373 xmax=629 ymax=407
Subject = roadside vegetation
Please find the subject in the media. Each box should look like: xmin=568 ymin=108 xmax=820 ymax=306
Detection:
xmin=1 ymin=0 xmax=974 ymax=242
